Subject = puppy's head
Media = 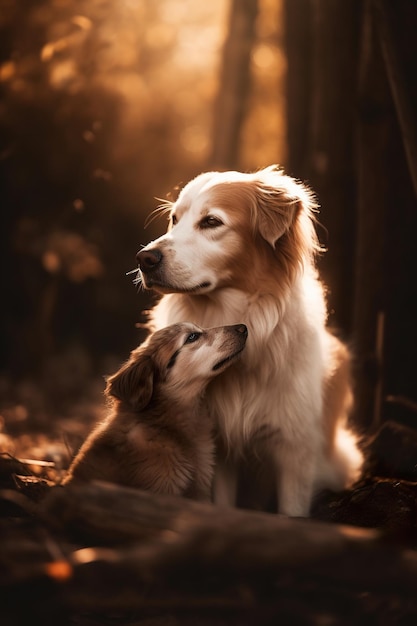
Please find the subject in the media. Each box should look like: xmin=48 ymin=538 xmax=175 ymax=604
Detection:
xmin=136 ymin=165 xmax=320 ymax=295
xmin=106 ymin=322 xmax=248 ymax=410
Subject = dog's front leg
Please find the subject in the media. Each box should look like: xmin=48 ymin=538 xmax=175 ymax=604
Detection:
xmin=274 ymin=441 xmax=316 ymax=517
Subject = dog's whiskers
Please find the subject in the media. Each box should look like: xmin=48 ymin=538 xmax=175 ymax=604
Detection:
xmin=126 ymin=267 xmax=144 ymax=291
xmin=144 ymin=199 xmax=173 ymax=229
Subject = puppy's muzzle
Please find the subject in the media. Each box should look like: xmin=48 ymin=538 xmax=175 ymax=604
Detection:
xmin=233 ymin=324 xmax=248 ymax=338
xmin=137 ymin=248 xmax=163 ymax=273
xmin=212 ymin=324 xmax=248 ymax=371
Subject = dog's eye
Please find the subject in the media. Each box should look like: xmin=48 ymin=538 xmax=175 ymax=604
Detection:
xmin=184 ymin=332 xmax=201 ymax=344
xmin=200 ymin=216 xmax=223 ymax=229
xmin=171 ymin=214 xmax=178 ymax=226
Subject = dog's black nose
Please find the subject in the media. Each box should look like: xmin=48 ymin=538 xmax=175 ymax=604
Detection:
xmin=233 ymin=324 xmax=248 ymax=337
xmin=136 ymin=248 xmax=163 ymax=271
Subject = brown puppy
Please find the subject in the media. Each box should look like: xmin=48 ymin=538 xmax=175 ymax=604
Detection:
xmin=63 ymin=322 xmax=247 ymax=500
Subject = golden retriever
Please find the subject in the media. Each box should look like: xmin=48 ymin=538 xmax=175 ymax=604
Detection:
xmin=63 ymin=322 xmax=248 ymax=500
xmin=135 ymin=165 xmax=364 ymax=516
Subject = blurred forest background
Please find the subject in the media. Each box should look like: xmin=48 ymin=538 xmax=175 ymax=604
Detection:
xmin=1 ymin=0 xmax=417 ymax=467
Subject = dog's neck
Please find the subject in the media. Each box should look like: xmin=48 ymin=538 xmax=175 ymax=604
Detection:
xmin=159 ymin=380 xmax=208 ymax=411
xmin=140 ymin=391 xmax=210 ymax=437
xmin=152 ymin=288 xmax=249 ymax=329
xmin=152 ymin=283 xmax=298 ymax=340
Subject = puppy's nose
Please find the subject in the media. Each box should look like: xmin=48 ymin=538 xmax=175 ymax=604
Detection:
xmin=136 ymin=248 xmax=163 ymax=271
xmin=233 ymin=324 xmax=248 ymax=337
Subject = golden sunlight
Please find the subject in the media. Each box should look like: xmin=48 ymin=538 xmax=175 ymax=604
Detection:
xmin=33 ymin=0 xmax=284 ymax=170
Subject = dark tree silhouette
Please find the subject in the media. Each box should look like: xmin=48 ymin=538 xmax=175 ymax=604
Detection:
xmin=284 ymin=0 xmax=417 ymax=431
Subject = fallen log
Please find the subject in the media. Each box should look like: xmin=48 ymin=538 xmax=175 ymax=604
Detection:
xmin=39 ymin=481 xmax=417 ymax=595
xmin=42 ymin=479 xmax=378 ymax=550
xmin=2 ymin=480 xmax=417 ymax=624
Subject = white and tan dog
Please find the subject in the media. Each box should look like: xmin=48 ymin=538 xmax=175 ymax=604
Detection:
xmin=64 ymin=322 xmax=247 ymax=500
xmin=136 ymin=165 xmax=364 ymax=516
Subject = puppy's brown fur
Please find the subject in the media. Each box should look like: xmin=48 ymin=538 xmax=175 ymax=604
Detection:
xmin=63 ymin=322 xmax=247 ymax=500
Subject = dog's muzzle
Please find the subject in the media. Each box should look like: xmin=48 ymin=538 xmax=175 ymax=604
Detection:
xmin=136 ymin=246 xmax=212 ymax=294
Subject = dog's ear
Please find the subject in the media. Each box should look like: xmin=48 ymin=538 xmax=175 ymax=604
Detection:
xmin=254 ymin=182 xmax=301 ymax=248
xmin=106 ymin=353 xmax=154 ymax=411
xmin=250 ymin=167 xmax=317 ymax=249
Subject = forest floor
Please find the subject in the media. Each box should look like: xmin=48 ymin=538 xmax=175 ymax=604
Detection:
xmin=2 ymin=382 xmax=417 ymax=626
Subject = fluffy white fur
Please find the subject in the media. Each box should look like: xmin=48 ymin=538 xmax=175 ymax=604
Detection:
xmin=136 ymin=165 xmax=364 ymax=516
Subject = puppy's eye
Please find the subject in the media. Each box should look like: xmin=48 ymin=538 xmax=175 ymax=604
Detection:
xmin=167 ymin=349 xmax=179 ymax=369
xmin=200 ymin=216 xmax=223 ymax=229
xmin=171 ymin=214 xmax=177 ymax=226
xmin=184 ymin=332 xmax=201 ymax=344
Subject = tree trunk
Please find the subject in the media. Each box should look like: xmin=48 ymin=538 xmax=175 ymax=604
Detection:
xmin=209 ymin=0 xmax=259 ymax=169
xmin=285 ymin=0 xmax=361 ymax=336
xmin=285 ymin=0 xmax=417 ymax=432
xmin=353 ymin=1 xmax=391 ymax=429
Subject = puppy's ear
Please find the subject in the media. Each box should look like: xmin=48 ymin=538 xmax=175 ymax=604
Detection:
xmin=106 ymin=353 xmax=154 ymax=411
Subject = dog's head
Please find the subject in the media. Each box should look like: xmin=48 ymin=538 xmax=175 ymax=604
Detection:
xmin=136 ymin=166 xmax=320 ymax=296
xmin=106 ymin=322 xmax=248 ymax=411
